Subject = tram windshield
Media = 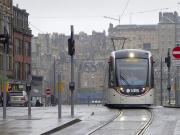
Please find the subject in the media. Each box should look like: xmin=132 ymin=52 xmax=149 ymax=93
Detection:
xmin=116 ymin=58 xmax=148 ymax=86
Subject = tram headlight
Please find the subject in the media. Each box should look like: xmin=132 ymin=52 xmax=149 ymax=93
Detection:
xmin=129 ymin=52 xmax=134 ymax=58
xmin=119 ymin=87 xmax=124 ymax=92
xmin=142 ymin=87 xmax=145 ymax=92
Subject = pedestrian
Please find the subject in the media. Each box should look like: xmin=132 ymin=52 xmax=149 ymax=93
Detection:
xmin=35 ymin=99 xmax=41 ymax=107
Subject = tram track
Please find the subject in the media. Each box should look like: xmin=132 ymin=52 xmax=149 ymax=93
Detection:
xmin=87 ymin=109 xmax=153 ymax=135
xmin=87 ymin=110 xmax=122 ymax=135
xmin=135 ymin=109 xmax=153 ymax=135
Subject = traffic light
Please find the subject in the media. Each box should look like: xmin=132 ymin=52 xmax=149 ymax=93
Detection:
xmin=0 ymin=33 xmax=9 ymax=54
xmin=68 ymin=38 xmax=75 ymax=56
xmin=68 ymin=25 xmax=75 ymax=56
xmin=0 ymin=34 xmax=7 ymax=44
xmin=69 ymin=81 xmax=75 ymax=91
xmin=165 ymin=49 xmax=171 ymax=67
xmin=26 ymin=83 xmax=31 ymax=94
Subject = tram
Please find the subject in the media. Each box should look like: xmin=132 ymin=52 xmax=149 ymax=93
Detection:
xmin=104 ymin=49 xmax=154 ymax=107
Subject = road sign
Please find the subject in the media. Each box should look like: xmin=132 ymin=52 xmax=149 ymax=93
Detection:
xmin=172 ymin=47 xmax=180 ymax=58
xmin=45 ymin=88 xmax=51 ymax=97
xmin=173 ymin=59 xmax=180 ymax=66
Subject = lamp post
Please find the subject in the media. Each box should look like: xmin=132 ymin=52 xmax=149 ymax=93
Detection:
xmin=53 ymin=56 xmax=62 ymax=105
xmin=53 ymin=56 xmax=56 ymax=105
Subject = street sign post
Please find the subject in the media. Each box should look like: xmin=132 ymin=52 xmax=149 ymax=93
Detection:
xmin=172 ymin=46 xmax=180 ymax=107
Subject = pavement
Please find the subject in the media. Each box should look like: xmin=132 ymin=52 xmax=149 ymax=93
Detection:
xmin=0 ymin=105 xmax=119 ymax=135
xmin=144 ymin=106 xmax=180 ymax=135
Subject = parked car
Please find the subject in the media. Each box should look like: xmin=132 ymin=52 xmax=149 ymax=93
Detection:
xmin=9 ymin=91 xmax=28 ymax=106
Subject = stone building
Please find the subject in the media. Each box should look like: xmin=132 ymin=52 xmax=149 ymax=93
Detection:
xmin=0 ymin=0 xmax=13 ymax=79
xmin=108 ymin=24 xmax=159 ymax=58
xmin=31 ymin=31 xmax=107 ymax=103
xmin=13 ymin=5 xmax=32 ymax=81
xmin=158 ymin=12 xmax=177 ymax=58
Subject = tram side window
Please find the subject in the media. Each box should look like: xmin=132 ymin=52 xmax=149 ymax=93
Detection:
xmin=108 ymin=63 xmax=114 ymax=88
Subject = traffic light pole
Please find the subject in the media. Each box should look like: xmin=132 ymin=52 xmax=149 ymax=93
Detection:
xmin=70 ymin=56 xmax=74 ymax=117
xmin=1 ymin=27 xmax=9 ymax=119
xmin=26 ymin=76 xmax=32 ymax=118
xmin=168 ymin=63 xmax=171 ymax=104
xmin=165 ymin=48 xmax=171 ymax=104
xmin=68 ymin=25 xmax=75 ymax=117
xmin=28 ymin=91 xmax=31 ymax=117
xmin=3 ymin=42 xmax=7 ymax=119
xmin=1 ymin=17 xmax=10 ymax=119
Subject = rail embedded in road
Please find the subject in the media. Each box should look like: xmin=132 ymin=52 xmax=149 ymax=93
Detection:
xmin=87 ymin=109 xmax=153 ymax=135
xmin=87 ymin=110 xmax=122 ymax=135
xmin=135 ymin=109 xmax=153 ymax=135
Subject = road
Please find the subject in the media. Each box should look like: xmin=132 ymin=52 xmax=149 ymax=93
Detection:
xmin=52 ymin=106 xmax=180 ymax=135
xmin=52 ymin=109 xmax=151 ymax=135
xmin=0 ymin=105 xmax=180 ymax=135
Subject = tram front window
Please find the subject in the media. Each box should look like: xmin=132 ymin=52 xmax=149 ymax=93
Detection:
xmin=116 ymin=58 xmax=148 ymax=86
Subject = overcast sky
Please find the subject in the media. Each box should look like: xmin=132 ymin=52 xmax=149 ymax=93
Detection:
xmin=13 ymin=0 xmax=180 ymax=36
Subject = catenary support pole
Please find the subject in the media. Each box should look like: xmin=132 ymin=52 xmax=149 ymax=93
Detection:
xmin=160 ymin=57 xmax=163 ymax=106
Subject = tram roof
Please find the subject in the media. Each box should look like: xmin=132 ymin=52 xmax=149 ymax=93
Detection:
xmin=112 ymin=49 xmax=151 ymax=59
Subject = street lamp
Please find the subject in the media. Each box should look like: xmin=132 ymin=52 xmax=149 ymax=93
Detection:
xmin=52 ymin=56 xmax=61 ymax=105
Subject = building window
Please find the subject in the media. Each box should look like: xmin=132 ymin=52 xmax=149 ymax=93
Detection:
xmin=143 ymin=43 xmax=151 ymax=50
xmin=25 ymin=42 xmax=31 ymax=56
xmin=15 ymin=62 xmax=21 ymax=80
xmin=138 ymin=44 xmax=141 ymax=48
xmin=168 ymin=41 xmax=172 ymax=45
xmin=15 ymin=38 xmax=22 ymax=55
xmin=24 ymin=63 xmax=30 ymax=80
xmin=161 ymin=41 xmax=165 ymax=45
